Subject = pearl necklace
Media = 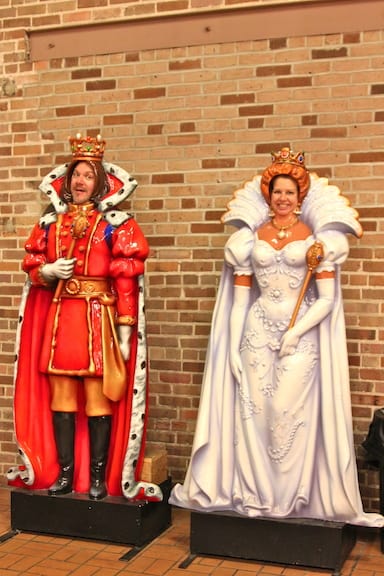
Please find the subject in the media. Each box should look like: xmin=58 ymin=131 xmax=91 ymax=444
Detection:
xmin=271 ymin=216 xmax=298 ymax=240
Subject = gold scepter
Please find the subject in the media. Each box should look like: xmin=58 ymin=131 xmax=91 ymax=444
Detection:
xmin=288 ymin=240 xmax=324 ymax=329
xmin=52 ymin=211 xmax=89 ymax=303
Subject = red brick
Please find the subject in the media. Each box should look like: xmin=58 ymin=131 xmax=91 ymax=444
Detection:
xmin=157 ymin=0 xmax=188 ymax=11
xmin=371 ymin=85 xmax=384 ymax=95
xmin=277 ymin=76 xmax=312 ymax=88
xmin=350 ymin=152 xmax=384 ymax=163
xmin=343 ymin=32 xmax=360 ymax=44
xmin=148 ymin=124 xmax=163 ymax=134
xmin=310 ymin=127 xmax=347 ymax=138
xmin=56 ymin=106 xmax=85 ymax=117
xmin=256 ymin=65 xmax=291 ymax=77
xmin=169 ymin=59 xmax=201 ymax=70
xmin=239 ymin=104 xmax=273 ymax=117
xmin=79 ymin=0 xmax=107 ymax=6
xmin=270 ymin=37 xmax=287 ymax=50
xmin=71 ymin=68 xmax=102 ymax=79
xmin=151 ymin=173 xmax=184 ymax=184
xmin=312 ymin=47 xmax=348 ymax=59
xmin=104 ymin=114 xmax=133 ymax=125
xmin=1 ymin=0 xmax=384 ymax=507
xmin=202 ymin=158 xmax=236 ymax=169
xmin=180 ymin=122 xmax=195 ymax=132
xmin=86 ymin=79 xmax=116 ymax=91
xmin=134 ymin=87 xmax=166 ymax=99
xmin=220 ymin=93 xmax=255 ymax=105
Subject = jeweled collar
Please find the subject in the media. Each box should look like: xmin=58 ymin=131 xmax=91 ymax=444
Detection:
xmin=67 ymin=202 xmax=95 ymax=216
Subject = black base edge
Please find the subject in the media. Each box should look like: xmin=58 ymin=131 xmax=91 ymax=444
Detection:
xmin=11 ymin=477 xmax=172 ymax=547
xmin=188 ymin=510 xmax=357 ymax=573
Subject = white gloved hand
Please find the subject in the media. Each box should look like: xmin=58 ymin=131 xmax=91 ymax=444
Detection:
xmin=118 ymin=324 xmax=133 ymax=361
xmin=229 ymin=284 xmax=251 ymax=384
xmin=279 ymin=277 xmax=335 ymax=357
xmin=41 ymin=257 xmax=76 ymax=281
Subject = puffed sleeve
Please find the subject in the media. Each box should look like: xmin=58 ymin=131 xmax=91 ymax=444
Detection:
xmin=22 ymin=223 xmax=49 ymax=286
xmin=224 ymin=227 xmax=254 ymax=276
xmin=315 ymin=230 xmax=350 ymax=273
xmin=110 ymin=218 xmax=149 ymax=325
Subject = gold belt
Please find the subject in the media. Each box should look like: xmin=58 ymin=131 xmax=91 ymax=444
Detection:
xmin=62 ymin=276 xmax=111 ymax=297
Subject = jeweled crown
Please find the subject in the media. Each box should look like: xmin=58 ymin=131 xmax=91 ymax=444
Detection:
xmin=271 ymin=147 xmax=306 ymax=168
xmin=69 ymin=133 xmax=106 ymax=162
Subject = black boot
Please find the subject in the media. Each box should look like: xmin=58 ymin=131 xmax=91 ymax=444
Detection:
xmin=48 ymin=411 xmax=75 ymax=496
xmin=362 ymin=408 xmax=384 ymax=466
xmin=88 ymin=415 xmax=111 ymax=500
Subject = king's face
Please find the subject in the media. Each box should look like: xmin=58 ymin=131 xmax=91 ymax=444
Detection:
xmin=70 ymin=162 xmax=96 ymax=204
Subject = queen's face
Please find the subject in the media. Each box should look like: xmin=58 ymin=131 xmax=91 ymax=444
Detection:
xmin=70 ymin=162 xmax=96 ymax=204
xmin=270 ymin=176 xmax=299 ymax=219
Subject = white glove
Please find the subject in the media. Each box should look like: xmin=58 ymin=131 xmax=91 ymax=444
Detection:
xmin=118 ymin=324 xmax=133 ymax=361
xmin=279 ymin=277 xmax=335 ymax=357
xmin=41 ymin=257 xmax=76 ymax=281
xmin=229 ymin=284 xmax=251 ymax=384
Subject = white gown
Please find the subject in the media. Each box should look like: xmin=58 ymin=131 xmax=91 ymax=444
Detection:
xmin=170 ymin=174 xmax=384 ymax=526
xmin=231 ymin=232 xmax=320 ymax=517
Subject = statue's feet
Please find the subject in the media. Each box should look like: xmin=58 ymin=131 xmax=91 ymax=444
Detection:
xmin=48 ymin=470 xmax=73 ymax=496
xmin=89 ymin=479 xmax=107 ymax=500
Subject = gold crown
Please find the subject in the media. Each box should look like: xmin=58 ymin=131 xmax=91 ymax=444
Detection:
xmin=271 ymin=147 xmax=306 ymax=168
xmin=69 ymin=133 xmax=106 ymax=162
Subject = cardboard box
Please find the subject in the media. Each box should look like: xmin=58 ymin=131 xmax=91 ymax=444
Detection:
xmin=141 ymin=448 xmax=168 ymax=484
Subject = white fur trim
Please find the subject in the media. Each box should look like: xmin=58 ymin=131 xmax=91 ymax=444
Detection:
xmin=302 ymin=174 xmax=362 ymax=238
xmin=121 ymin=274 xmax=163 ymax=501
xmin=38 ymin=161 xmax=138 ymax=214
xmin=39 ymin=211 xmax=58 ymax=227
xmin=98 ymin=162 xmax=137 ymax=211
xmin=103 ymin=211 xmax=132 ymax=227
xmin=223 ymin=173 xmax=362 ymax=239
xmin=222 ymin=175 xmax=270 ymax=231
xmin=11 ymin=279 xmax=36 ymax=486
xmin=39 ymin=163 xmax=69 ymax=215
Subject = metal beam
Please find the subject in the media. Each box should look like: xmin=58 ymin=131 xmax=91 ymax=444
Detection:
xmin=26 ymin=0 xmax=384 ymax=62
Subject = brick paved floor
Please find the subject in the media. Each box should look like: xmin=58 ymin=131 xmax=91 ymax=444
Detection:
xmin=1 ymin=488 xmax=384 ymax=575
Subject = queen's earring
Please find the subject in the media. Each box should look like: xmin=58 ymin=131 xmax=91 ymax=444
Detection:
xmin=294 ymin=204 xmax=302 ymax=215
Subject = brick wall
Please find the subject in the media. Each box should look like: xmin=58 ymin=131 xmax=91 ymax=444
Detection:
xmin=1 ymin=0 xmax=384 ymax=511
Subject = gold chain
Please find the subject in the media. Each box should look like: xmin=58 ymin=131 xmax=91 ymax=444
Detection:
xmin=271 ymin=216 xmax=298 ymax=240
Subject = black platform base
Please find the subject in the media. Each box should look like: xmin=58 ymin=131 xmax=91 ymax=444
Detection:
xmin=11 ymin=478 xmax=172 ymax=549
xmin=186 ymin=510 xmax=356 ymax=574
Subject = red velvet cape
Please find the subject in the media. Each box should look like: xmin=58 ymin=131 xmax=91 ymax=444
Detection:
xmin=11 ymin=272 xmax=147 ymax=496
